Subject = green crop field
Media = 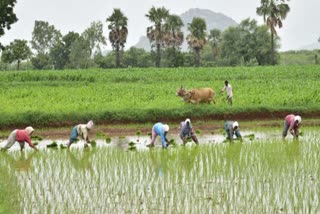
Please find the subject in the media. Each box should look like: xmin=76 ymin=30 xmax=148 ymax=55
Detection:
xmin=0 ymin=128 xmax=319 ymax=213
xmin=0 ymin=65 xmax=319 ymax=212
xmin=0 ymin=65 xmax=319 ymax=127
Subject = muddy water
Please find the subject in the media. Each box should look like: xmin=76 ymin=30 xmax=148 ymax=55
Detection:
xmin=0 ymin=130 xmax=287 ymax=152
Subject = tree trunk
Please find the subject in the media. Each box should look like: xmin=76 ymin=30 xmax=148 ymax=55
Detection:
xmin=116 ymin=45 xmax=120 ymax=68
xmin=17 ymin=60 xmax=20 ymax=70
xmin=271 ymin=32 xmax=275 ymax=65
xmin=156 ymin=43 xmax=161 ymax=67
xmin=173 ymin=47 xmax=177 ymax=67
xmin=195 ymin=48 xmax=200 ymax=67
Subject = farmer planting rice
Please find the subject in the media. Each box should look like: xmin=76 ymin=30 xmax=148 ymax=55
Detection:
xmin=282 ymin=114 xmax=302 ymax=139
xmin=67 ymin=120 xmax=94 ymax=148
xmin=147 ymin=122 xmax=170 ymax=149
xmin=179 ymin=118 xmax=199 ymax=145
xmin=220 ymin=80 xmax=233 ymax=105
xmin=1 ymin=126 xmax=38 ymax=151
xmin=224 ymin=121 xmax=242 ymax=142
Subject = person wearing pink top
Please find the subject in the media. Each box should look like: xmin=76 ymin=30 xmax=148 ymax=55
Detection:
xmin=1 ymin=126 xmax=38 ymax=151
xmin=282 ymin=114 xmax=302 ymax=138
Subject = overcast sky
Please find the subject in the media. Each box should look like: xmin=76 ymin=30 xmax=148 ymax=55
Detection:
xmin=1 ymin=0 xmax=319 ymax=51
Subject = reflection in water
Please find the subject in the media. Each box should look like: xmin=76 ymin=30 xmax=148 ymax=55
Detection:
xmin=67 ymin=149 xmax=95 ymax=172
xmin=2 ymin=151 xmax=37 ymax=172
xmin=285 ymin=141 xmax=301 ymax=159
xmin=225 ymin=143 xmax=242 ymax=164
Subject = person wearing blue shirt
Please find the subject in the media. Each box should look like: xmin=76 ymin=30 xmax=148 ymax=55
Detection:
xmin=224 ymin=121 xmax=242 ymax=142
xmin=147 ymin=122 xmax=170 ymax=148
xmin=179 ymin=118 xmax=198 ymax=145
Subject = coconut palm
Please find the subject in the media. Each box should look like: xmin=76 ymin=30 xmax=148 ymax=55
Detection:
xmin=257 ymin=0 xmax=290 ymax=65
xmin=146 ymin=6 xmax=169 ymax=67
xmin=186 ymin=17 xmax=207 ymax=67
xmin=107 ymin=9 xmax=128 ymax=68
xmin=208 ymin=29 xmax=221 ymax=61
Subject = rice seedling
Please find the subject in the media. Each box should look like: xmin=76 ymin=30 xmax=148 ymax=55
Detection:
xmin=0 ymin=128 xmax=318 ymax=212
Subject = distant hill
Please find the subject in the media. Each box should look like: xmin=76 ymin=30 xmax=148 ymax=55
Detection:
xmin=298 ymin=42 xmax=320 ymax=51
xmin=134 ymin=8 xmax=238 ymax=52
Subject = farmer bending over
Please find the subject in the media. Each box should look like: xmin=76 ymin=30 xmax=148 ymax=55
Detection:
xmin=67 ymin=120 xmax=94 ymax=148
xmin=147 ymin=122 xmax=170 ymax=149
xmin=224 ymin=121 xmax=242 ymax=142
xmin=282 ymin=114 xmax=301 ymax=139
xmin=1 ymin=126 xmax=38 ymax=151
xmin=179 ymin=118 xmax=198 ymax=145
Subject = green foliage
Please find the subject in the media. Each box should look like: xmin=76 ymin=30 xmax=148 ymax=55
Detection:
xmin=1 ymin=39 xmax=32 ymax=70
xmin=146 ymin=6 xmax=170 ymax=67
xmin=50 ymin=31 xmax=81 ymax=69
xmin=68 ymin=37 xmax=91 ymax=69
xmin=280 ymin=50 xmax=320 ymax=65
xmin=187 ymin=17 xmax=207 ymax=66
xmin=221 ymin=19 xmax=275 ymax=66
xmin=1 ymin=132 xmax=320 ymax=212
xmin=31 ymin=20 xmax=62 ymax=55
xmin=208 ymin=29 xmax=222 ymax=61
xmin=122 ymin=47 xmax=153 ymax=68
xmin=162 ymin=48 xmax=184 ymax=67
xmin=0 ymin=0 xmax=18 ymax=49
xmin=0 ymin=66 xmax=319 ymax=127
xmin=82 ymin=21 xmax=107 ymax=57
xmin=106 ymin=9 xmax=128 ymax=67
xmin=31 ymin=53 xmax=52 ymax=70
xmin=47 ymin=141 xmax=58 ymax=148
xmin=256 ymin=0 xmax=290 ymax=65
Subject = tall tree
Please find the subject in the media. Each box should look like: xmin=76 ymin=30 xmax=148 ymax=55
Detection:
xmin=163 ymin=15 xmax=184 ymax=48
xmin=146 ymin=6 xmax=169 ymax=67
xmin=220 ymin=18 xmax=274 ymax=66
xmin=186 ymin=17 xmax=207 ymax=67
xmin=208 ymin=29 xmax=221 ymax=61
xmin=1 ymin=39 xmax=32 ymax=70
xmin=257 ymin=0 xmax=290 ymax=65
xmin=106 ymin=9 xmax=128 ymax=68
xmin=82 ymin=21 xmax=107 ymax=58
xmin=0 ymin=0 xmax=18 ymax=49
xmin=31 ymin=20 xmax=62 ymax=55
xmin=69 ymin=37 xmax=91 ymax=69
xmin=163 ymin=15 xmax=184 ymax=67
xmin=50 ymin=31 xmax=80 ymax=69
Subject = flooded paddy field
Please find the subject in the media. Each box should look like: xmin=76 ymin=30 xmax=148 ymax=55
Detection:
xmin=0 ymin=127 xmax=319 ymax=213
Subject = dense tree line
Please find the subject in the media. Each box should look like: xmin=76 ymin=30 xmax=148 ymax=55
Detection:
xmin=0 ymin=1 xmax=298 ymax=70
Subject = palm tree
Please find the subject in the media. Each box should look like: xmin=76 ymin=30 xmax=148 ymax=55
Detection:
xmin=257 ymin=0 xmax=290 ymax=65
xmin=163 ymin=15 xmax=184 ymax=67
xmin=208 ymin=29 xmax=221 ymax=61
xmin=107 ymin=9 xmax=128 ymax=68
xmin=186 ymin=17 xmax=207 ymax=67
xmin=163 ymin=15 xmax=184 ymax=48
xmin=146 ymin=6 xmax=169 ymax=67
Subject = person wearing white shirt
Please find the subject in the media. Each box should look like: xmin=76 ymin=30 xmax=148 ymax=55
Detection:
xmin=220 ymin=80 xmax=233 ymax=105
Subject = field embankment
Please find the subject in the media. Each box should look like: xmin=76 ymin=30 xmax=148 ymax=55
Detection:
xmin=0 ymin=65 xmax=319 ymax=129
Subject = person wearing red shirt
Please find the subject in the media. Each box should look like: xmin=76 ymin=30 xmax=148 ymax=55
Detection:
xmin=1 ymin=126 xmax=38 ymax=151
xmin=282 ymin=114 xmax=302 ymax=139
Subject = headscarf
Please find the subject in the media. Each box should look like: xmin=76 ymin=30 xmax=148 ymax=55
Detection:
xmin=86 ymin=120 xmax=94 ymax=129
xmin=25 ymin=126 xmax=34 ymax=135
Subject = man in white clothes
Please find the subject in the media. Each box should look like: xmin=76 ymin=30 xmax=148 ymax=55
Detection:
xmin=220 ymin=80 xmax=233 ymax=105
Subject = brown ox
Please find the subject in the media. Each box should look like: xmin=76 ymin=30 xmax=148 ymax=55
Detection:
xmin=176 ymin=86 xmax=216 ymax=104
